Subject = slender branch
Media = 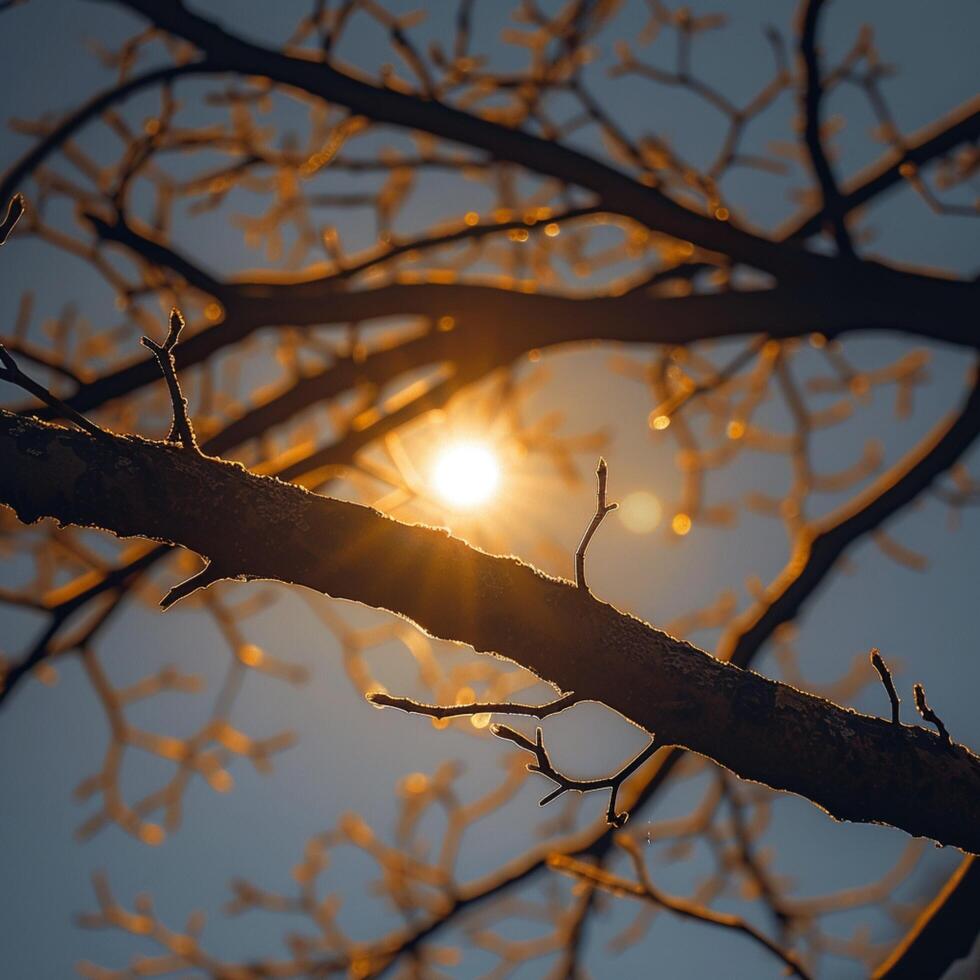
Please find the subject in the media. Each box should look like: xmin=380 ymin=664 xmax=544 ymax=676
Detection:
xmin=719 ymin=365 xmax=980 ymax=666
xmin=797 ymin=0 xmax=854 ymax=257
xmin=367 ymin=691 xmax=579 ymax=720
xmin=0 ymin=345 xmax=108 ymax=439
xmin=784 ymin=97 xmax=980 ymax=240
xmin=575 ymin=456 xmax=617 ymax=591
xmin=159 ymin=559 xmax=230 ymax=610
xmin=870 ymin=648 xmax=901 ymax=725
xmin=140 ymin=308 xmax=198 ymax=450
xmin=0 ymin=64 xmax=218 ymax=207
xmin=491 ymin=724 xmax=657 ymax=827
xmin=912 ymin=683 xmax=953 ymax=750
xmin=106 ymin=0 xmax=862 ymax=282
xmin=550 ymin=838 xmax=811 ymax=979
xmin=0 ymin=193 xmax=24 ymax=245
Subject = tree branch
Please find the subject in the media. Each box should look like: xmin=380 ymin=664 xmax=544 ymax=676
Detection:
xmin=550 ymin=838 xmax=811 ymax=979
xmin=367 ymin=691 xmax=579 ymax=721
xmin=872 ymin=855 xmax=980 ymax=979
xmin=0 ymin=64 xmax=219 ymax=207
xmin=2 ymin=410 xmax=979 ymax=852
xmin=797 ymin=0 xmax=854 ymax=257
xmin=491 ymin=724 xmax=657 ymax=827
xmin=575 ymin=456 xmax=616 ymax=591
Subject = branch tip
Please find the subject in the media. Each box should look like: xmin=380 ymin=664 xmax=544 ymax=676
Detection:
xmin=0 ymin=343 xmax=109 ymax=439
xmin=0 ymin=193 xmax=25 ymax=245
xmin=870 ymin=648 xmax=901 ymax=725
xmin=142 ymin=307 xmax=198 ymax=451
xmin=912 ymin=683 xmax=953 ymax=751
xmin=575 ymin=456 xmax=617 ymax=591
xmin=160 ymin=562 xmax=226 ymax=610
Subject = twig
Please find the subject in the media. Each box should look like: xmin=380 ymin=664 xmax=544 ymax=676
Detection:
xmin=141 ymin=308 xmax=198 ymax=451
xmin=549 ymin=837 xmax=812 ymax=979
xmin=575 ymin=456 xmax=617 ymax=591
xmin=160 ymin=559 xmax=230 ymax=610
xmin=870 ymin=648 xmax=901 ymax=725
xmin=367 ymin=691 xmax=579 ymax=720
xmin=0 ymin=193 xmax=24 ymax=245
xmin=490 ymin=723 xmax=657 ymax=827
xmin=0 ymin=345 xmax=109 ymax=439
xmin=913 ymin=683 xmax=953 ymax=750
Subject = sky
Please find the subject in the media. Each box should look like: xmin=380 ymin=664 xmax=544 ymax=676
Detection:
xmin=1 ymin=1 xmax=979 ymax=977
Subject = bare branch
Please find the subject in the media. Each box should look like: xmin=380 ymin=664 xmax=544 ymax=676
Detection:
xmin=140 ymin=308 xmax=198 ymax=451
xmin=2 ymin=411 xmax=979 ymax=850
xmin=0 ymin=193 xmax=24 ymax=245
xmin=0 ymin=344 xmax=108 ymax=439
xmin=575 ymin=456 xmax=617 ymax=591
xmin=491 ymin=723 xmax=657 ymax=827
xmin=873 ymin=855 xmax=980 ymax=979
xmin=797 ymin=0 xmax=854 ymax=257
xmin=367 ymin=691 xmax=579 ymax=721
xmin=870 ymin=648 xmax=901 ymax=725
xmin=913 ymin=683 xmax=953 ymax=750
xmin=550 ymin=838 xmax=811 ymax=979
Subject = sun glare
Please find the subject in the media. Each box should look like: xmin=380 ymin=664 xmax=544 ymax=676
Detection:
xmin=432 ymin=442 xmax=500 ymax=509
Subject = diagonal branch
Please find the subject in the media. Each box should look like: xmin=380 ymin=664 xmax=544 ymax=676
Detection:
xmin=103 ymin=0 xmax=857 ymax=282
xmin=0 ymin=63 xmax=219 ymax=207
xmin=550 ymin=838 xmax=811 ymax=979
xmin=2 ymin=410 xmax=979 ymax=852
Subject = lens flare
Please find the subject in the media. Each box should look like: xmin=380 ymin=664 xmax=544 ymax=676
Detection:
xmin=432 ymin=442 xmax=500 ymax=509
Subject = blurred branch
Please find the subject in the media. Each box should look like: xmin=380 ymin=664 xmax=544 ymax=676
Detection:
xmin=797 ymin=0 xmax=854 ymax=257
xmin=550 ymin=838 xmax=811 ymax=978
xmin=873 ymin=856 xmax=980 ymax=979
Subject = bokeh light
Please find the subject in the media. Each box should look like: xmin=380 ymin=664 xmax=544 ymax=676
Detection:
xmin=618 ymin=491 xmax=663 ymax=534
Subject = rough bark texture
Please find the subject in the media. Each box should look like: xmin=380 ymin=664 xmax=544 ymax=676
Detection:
xmin=2 ymin=409 xmax=979 ymax=853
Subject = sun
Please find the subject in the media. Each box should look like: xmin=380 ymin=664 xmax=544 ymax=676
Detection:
xmin=431 ymin=442 xmax=501 ymax=509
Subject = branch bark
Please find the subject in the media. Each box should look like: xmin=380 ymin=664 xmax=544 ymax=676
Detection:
xmin=2 ymin=410 xmax=978 ymax=852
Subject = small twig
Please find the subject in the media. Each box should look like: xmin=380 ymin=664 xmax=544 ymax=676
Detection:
xmin=491 ymin=723 xmax=656 ymax=827
xmin=160 ymin=560 xmax=230 ymax=610
xmin=0 ymin=344 xmax=109 ymax=439
xmin=913 ymin=683 xmax=953 ymax=750
xmin=549 ymin=838 xmax=811 ymax=979
xmin=870 ymin=648 xmax=901 ymax=725
xmin=367 ymin=691 xmax=579 ymax=720
xmin=0 ymin=193 xmax=24 ymax=245
xmin=141 ymin=308 xmax=198 ymax=451
xmin=575 ymin=456 xmax=617 ymax=591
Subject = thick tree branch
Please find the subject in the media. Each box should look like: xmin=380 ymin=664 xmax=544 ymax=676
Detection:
xmin=52 ymin=264 xmax=980 ymax=422
xmin=2 ymin=411 xmax=979 ymax=852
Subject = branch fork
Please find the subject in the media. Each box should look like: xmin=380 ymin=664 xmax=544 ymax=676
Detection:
xmin=141 ymin=307 xmax=198 ymax=452
xmin=491 ymin=723 xmax=657 ymax=828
